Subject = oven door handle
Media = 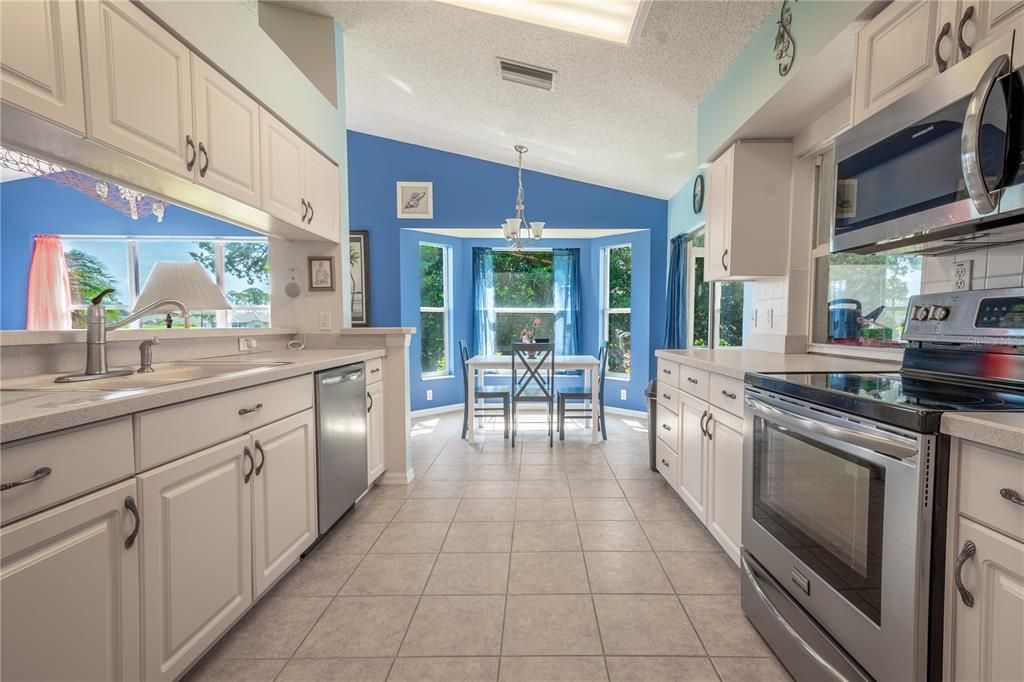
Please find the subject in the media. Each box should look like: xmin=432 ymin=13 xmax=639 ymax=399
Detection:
xmin=961 ymin=52 xmax=1011 ymax=214
xmin=745 ymin=396 xmax=919 ymax=460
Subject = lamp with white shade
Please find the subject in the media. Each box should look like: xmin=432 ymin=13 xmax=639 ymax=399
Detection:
xmin=134 ymin=261 xmax=232 ymax=328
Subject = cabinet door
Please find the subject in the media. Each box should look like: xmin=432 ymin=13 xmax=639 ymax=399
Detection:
xmin=367 ymin=381 xmax=385 ymax=485
xmin=973 ymin=0 xmax=1024 ymax=51
xmin=81 ymin=0 xmax=194 ymax=178
xmin=0 ymin=0 xmax=85 ymax=133
xmin=138 ymin=436 xmax=252 ymax=681
xmin=707 ymin=410 xmax=743 ymax=565
xmin=704 ymin=147 xmax=733 ymax=281
xmin=251 ymin=411 xmax=317 ymax=597
xmin=852 ymin=0 xmax=960 ymax=125
xmin=304 ymin=147 xmax=340 ymax=241
xmin=953 ymin=517 xmax=1024 ymax=681
xmin=260 ymin=109 xmax=305 ymax=226
xmin=192 ymin=55 xmax=261 ymax=207
xmin=1 ymin=480 xmax=140 ymax=681
xmin=678 ymin=394 xmax=708 ymax=523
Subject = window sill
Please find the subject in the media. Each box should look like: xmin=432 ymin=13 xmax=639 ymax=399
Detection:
xmin=421 ymin=373 xmax=455 ymax=381
xmin=607 ymin=375 xmax=631 ymax=382
xmin=806 ymin=343 xmax=904 ymax=362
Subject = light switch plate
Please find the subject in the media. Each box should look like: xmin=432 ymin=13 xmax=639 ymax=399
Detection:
xmin=619 ymin=389 xmax=627 ymax=400
xmin=952 ymin=261 xmax=972 ymax=291
xmin=426 ymin=389 xmax=433 ymax=401
xmin=318 ymin=311 xmax=331 ymax=330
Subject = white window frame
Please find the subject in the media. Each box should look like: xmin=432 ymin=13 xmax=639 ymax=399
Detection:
xmin=419 ymin=242 xmax=453 ymax=379
xmin=60 ymin=235 xmax=270 ymax=329
xmin=685 ymin=226 xmax=747 ymax=349
xmin=491 ymin=248 xmax=557 ymax=352
xmin=601 ymin=244 xmax=631 ymax=379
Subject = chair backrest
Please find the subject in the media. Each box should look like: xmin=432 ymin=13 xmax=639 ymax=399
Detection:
xmin=511 ymin=342 xmax=555 ymax=400
xmin=597 ymin=341 xmax=609 ymax=399
xmin=458 ymin=340 xmax=470 ymax=394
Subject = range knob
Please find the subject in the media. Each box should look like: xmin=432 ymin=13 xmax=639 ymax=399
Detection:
xmin=913 ymin=305 xmax=931 ymax=321
xmin=930 ymin=305 xmax=950 ymax=321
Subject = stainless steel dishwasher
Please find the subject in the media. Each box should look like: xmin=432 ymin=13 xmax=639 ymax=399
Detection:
xmin=315 ymin=363 xmax=368 ymax=535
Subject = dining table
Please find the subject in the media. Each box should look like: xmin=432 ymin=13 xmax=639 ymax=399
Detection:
xmin=465 ymin=354 xmax=601 ymax=444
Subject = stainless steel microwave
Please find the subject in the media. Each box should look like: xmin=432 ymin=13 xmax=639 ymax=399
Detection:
xmin=833 ymin=29 xmax=1024 ymax=255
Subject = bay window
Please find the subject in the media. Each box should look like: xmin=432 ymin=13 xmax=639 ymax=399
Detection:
xmin=419 ymin=243 xmax=452 ymax=377
xmin=601 ymin=245 xmax=632 ymax=377
xmin=492 ymin=249 xmax=555 ymax=354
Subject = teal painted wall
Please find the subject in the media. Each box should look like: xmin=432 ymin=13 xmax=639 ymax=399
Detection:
xmin=697 ymin=0 xmax=870 ymax=162
xmin=667 ymin=174 xmax=706 ymax=242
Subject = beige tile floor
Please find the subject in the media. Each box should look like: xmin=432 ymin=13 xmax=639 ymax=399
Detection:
xmin=187 ymin=411 xmax=791 ymax=681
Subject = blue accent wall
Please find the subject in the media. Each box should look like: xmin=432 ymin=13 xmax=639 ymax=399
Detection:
xmin=347 ymin=131 xmax=667 ymax=412
xmin=1 ymin=177 xmax=256 ymax=329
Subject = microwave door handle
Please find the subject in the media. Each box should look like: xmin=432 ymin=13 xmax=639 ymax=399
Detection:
xmin=745 ymin=396 xmax=918 ymax=460
xmin=962 ymin=53 xmax=1012 ymax=214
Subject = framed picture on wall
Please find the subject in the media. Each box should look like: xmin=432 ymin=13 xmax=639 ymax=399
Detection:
xmin=349 ymin=230 xmax=370 ymax=326
xmin=308 ymin=256 xmax=336 ymax=291
xmin=396 ymin=181 xmax=433 ymax=219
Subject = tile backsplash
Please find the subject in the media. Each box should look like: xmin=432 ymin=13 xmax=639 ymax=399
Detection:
xmin=922 ymin=242 xmax=1024 ymax=294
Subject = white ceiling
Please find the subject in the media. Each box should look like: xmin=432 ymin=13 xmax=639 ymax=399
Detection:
xmin=294 ymin=0 xmax=777 ymax=199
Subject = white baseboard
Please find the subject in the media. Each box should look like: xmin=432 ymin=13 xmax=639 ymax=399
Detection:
xmin=411 ymin=403 xmax=462 ymax=418
xmin=605 ymin=405 xmax=647 ymax=418
xmin=379 ymin=468 xmax=415 ymax=485
xmin=412 ymin=401 xmax=646 ymax=420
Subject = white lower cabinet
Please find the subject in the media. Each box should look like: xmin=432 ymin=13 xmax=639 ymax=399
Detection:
xmin=1 ymin=479 xmax=141 ymax=681
xmin=679 ymin=393 xmax=709 ymax=523
xmin=952 ymin=517 xmax=1024 ymax=681
xmin=251 ymin=410 xmax=317 ymax=597
xmin=367 ymin=381 xmax=385 ymax=485
xmin=139 ymin=435 xmax=253 ymax=681
xmin=707 ymin=409 xmax=744 ymax=564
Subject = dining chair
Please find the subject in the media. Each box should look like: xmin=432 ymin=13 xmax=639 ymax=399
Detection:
xmin=459 ymin=340 xmax=510 ymax=440
xmin=510 ymin=342 xmax=555 ymax=447
xmin=558 ymin=341 xmax=608 ymax=441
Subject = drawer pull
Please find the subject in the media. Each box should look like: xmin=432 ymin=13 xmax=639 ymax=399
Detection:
xmin=254 ymin=440 xmax=266 ymax=476
xmin=1 ymin=466 xmax=52 ymax=492
xmin=370 ymin=367 xmax=380 ymax=374
xmin=662 ymin=393 xmax=671 ymax=400
xmin=243 ymin=446 xmax=254 ymax=484
xmin=661 ymin=423 xmax=671 ymax=432
xmin=238 ymin=403 xmax=263 ymax=416
xmin=661 ymin=368 xmax=671 ymax=375
xmin=721 ymin=390 xmax=737 ymax=400
xmin=999 ymin=488 xmax=1024 ymax=507
xmin=954 ymin=540 xmax=976 ymax=608
xmin=687 ymin=377 xmax=699 ymax=384
xmin=660 ymin=458 xmax=670 ymax=468
xmin=124 ymin=496 xmax=140 ymax=549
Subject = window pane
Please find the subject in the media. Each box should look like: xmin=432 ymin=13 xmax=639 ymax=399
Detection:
xmin=608 ymin=246 xmax=631 ymax=309
xmin=493 ymin=251 xmax=553 ymax=308
xmin=219 ymin=240 xmax=269 ymax=308
xmin=812 ymin=253 xmax=923 ymax=347
xmin=607 ymin=312 xmax=631 ymax=376
xmin=420 ymin=244 xmax=445 ymax=308
xmin=691 ymin=256 xmax=710 ymax=347
xmin=495 ymin=312 xmax=554 ymax=354
xmin=717 ymin=282 xmax=744 ymax=347
xmin=420 ymin=311 xmax=447 ymax=375
xmin=63 ymin=240 xmax=131 ymax=328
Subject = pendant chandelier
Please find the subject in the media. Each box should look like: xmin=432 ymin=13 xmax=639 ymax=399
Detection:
xmin=501 ymin=144 xmax=544 ymax=248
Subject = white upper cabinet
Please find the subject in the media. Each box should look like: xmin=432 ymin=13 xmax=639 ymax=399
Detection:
xmin=0 ymin=0 xmax=86 ymax=134
xmin=1 ymin=480 xmax=140 ymax=682
xmin=703 ymin=141 xmax=792 ymax=282
xmin=970 ymin=1 xmax=1024 ymax=52
xmin=304 ymin=145 xmax=341 ymax=241
xmin=191 ymin=55 xmax=261 ymax=207
xmin=260 ymin=108 xmax=306 ymax=227
xmin=250 ymin=410 xmax=317 ymax=598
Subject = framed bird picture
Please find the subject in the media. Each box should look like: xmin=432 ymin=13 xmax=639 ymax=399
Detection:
xmin=396 ymin=181 xmax=433 ymax=219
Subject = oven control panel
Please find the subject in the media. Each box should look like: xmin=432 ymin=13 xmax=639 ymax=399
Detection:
xmin=904 ymin=287 xmax=1024 ymax=343
xmin=975 ymin=296 xmax=1024 ymax=329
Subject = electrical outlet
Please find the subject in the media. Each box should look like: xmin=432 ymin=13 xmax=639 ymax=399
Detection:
xmin=952 ymin=261 xmax=972 ymax=291
xmin=237 ymin=337 xmax=257 ymax=352
xmin=620 ymin=389 xmax=627 ymax=400
xmin=318 ymin=311 xmax=331 ymax=330
xmin=426 ymin=389 xmax=433 ymax=401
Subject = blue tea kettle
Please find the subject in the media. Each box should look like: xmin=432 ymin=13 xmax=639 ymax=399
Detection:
xmin=829 ymin=299 xmax=885 ymax=342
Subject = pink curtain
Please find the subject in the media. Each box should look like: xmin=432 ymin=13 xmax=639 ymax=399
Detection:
xmin=26 ymin=235 xmax=73 ymax=330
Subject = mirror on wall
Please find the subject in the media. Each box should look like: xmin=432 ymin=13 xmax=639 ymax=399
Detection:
xmin=0 ymin=148 xmax=271 ymax=331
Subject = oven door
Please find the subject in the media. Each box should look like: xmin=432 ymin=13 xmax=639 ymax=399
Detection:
xmin=742 ymin=389 xmax=933 ymax=682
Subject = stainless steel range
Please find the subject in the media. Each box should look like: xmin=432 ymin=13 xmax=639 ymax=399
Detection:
xmin=740 ymin=287 xmax=1024 ymax=682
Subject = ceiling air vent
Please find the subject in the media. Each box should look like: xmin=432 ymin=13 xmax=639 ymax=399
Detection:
xmin=497 ymin=58 xmax=556 ymax=91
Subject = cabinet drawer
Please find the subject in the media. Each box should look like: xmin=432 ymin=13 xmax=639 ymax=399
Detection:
xmin=656 ymin=438 xmax=678 ymax=488
xmin=656 ymin=383 xmax=680 ymax=415
xmin=656 ymin=405 xmax=679 ymax=450
xmin=959 ymin=441 xmax=1024 ymax=543
xmin=709 ymin=374 xmax=744 ymax=417
xmin=135 ymin=375 xmax=314 ymax=471
xmin=679 ymin=366 xmax=710 ymax=401
xmin=1 ymin=418 xmax=134 ymax=525
xmin=365 ymin=357 xmax=383 ymax=385
xmin=657 ymin=360 xmax=679 ymax=389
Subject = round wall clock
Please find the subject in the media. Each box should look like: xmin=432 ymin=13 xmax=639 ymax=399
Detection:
xmin=693 ymin=174 xmax=705 ymax=214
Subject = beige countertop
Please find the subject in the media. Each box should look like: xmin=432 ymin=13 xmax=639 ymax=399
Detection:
xmin=0 ymin=349 xmax=384 ymax=444
xmin=941 ymin=412 xmax=1024 ymax=454
xmin=655 ymin=348 xmax=901 ymax=381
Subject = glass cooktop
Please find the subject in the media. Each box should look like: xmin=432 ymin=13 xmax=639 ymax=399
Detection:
xmin=745 ymin=372 xmax=1024 ymax=433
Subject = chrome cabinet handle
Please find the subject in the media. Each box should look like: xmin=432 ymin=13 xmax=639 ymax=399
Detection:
xmin=699 ymin=410 xmax=709 ymax=438
xmin=721 ymin=389 xmax=737 ymax=400
xmin=243 ymin=446 xmax=254 ymax=484
xmin=367 ymin=391 xmax=374 ymax=414
xmin=198 ymin=141 xmax=209 ymax=177
xmin=307 ymin=201 xmax=314 ymax=224
xmin=958 ymin=5 xmax=975 ymax=59
xmin=705 ymin=412 xmax=714 ymax=441
xmin=1000 ymin=488 xmax=1024 ymax=507
xmin=1 ymin=466 xmax=52 ymax=492
xmin=301 ymin=198 xmax=308 ymax=222
xmin=238 ymin=403 xmax=263 ymax=416
xmin=124 ymin=496 xmax=140 ymax=549
xmin=935 ymin=22 xmax=952 ymax=72
xmin=954 ymin=540 xmax=977 ymax=607
xmin=721 ymin=249 xmax=729 ymax=270
xmin=962 ymin=53 xmax=1011 ymax=214
xmin=185 ymin=134 xmax=196 ymax=171
xmin=254 ymin=440 xmax=266 ymax=476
